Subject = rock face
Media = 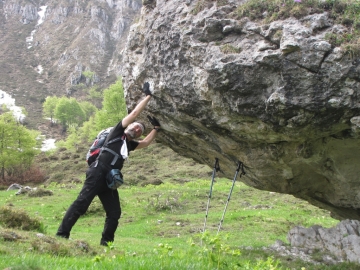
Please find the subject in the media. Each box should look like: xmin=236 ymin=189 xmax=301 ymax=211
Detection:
xmin=121 ymin=1 xmax=360 ymax=220
xmin=287 ymin=220 xmax=360 ymax=263
xmin=0 ymin=0 xmax=141 ymax=127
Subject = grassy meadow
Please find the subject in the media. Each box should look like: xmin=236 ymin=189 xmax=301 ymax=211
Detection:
xmin=0 ymin=143 xmax=358 ymax=269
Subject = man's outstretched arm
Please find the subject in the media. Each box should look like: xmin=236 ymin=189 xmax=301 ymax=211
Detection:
xmin=122 ymin=82 xmax=152 ymax=128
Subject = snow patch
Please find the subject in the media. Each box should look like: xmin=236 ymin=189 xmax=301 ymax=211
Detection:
xmin=26 ymin=6 xmax=47 ymax=49
xmin=41 ymin=138 xmax=56 ymax=152
xmin=0 ymin=90 xmax=26 ymax=122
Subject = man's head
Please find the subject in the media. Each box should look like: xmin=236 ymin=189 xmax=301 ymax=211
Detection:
xmin=125 ymin=121 xmax=145 ymax=139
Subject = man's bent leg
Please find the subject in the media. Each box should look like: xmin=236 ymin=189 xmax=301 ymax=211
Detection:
xmin=56 ymin=166 xmax=105 ymax=238
xmin=56 ymin=197 xmax=93 ymax=238
xmin=98 ymin=189 xmax=121 ymax=246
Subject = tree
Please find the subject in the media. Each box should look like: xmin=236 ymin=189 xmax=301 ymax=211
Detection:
xmin=88 ymin=86 xmax=102 ymax=99
xmin=0 ymin=112 xmax=39 ymax=180
xmin=93 ymin=79 xmax=127 ymax=129
xmin=54 ymin=97 xmax=86 ymax=129
xmin=59 ymin=78 xmax=127 ymax=149
xmin=82 ymin=70 xmax=95 ymax=79
xmin=79 ymin=101 xmax=98 ymax=120
xmin=42 ymin=96 xmax=58 ymax=124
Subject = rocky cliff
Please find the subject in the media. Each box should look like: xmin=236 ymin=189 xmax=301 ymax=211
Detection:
xmin=121 ymin=0 xmax=360 ymax=220
xmin=0 ymin=0 xmax=141 ymax=128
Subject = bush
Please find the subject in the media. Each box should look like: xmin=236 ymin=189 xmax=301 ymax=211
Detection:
xmin=28 ymin=188 xmax=53 ymax=197
xmin=1 ymin=166 xmax=46 ymax=186
xmin=0 ymin=207 xmax=46 ymax=232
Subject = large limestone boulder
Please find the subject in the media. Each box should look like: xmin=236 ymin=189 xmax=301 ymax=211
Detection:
xmin=287 ymin=220 xmax=360 ymax=263
xmin=121 ymin=0 xmax=360 ymax=220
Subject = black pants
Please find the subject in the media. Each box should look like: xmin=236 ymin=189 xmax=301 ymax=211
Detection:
xmin=56 ymin=163 xmax=121 ymax=245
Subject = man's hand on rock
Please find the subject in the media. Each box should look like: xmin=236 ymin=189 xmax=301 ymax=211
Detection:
xmin=147 ymin=115 xmax=161 ymax=131
xmin=143 ymin=82 xmax=152 ymax=96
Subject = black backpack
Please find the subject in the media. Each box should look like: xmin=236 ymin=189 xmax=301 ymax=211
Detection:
xmin=86 ymin=127 xmax=124 ymax=166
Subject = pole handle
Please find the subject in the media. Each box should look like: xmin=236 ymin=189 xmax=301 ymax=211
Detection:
xmin=214 ymin=157 xmax=220 ymax=172
xmin=236 ymin=160 xmax=246 ymax=177
xmin=236 ymin=161 xmax=241 ymax=172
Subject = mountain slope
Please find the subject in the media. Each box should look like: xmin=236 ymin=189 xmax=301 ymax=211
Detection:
xmin=0 ymin=0 xmax=141 ymax=130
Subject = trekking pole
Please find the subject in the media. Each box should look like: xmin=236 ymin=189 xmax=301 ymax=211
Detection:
xmin=217 ymin=161 xmax=246 ymax=234
xmin=203 ymin=157 xmax=220 ymax=233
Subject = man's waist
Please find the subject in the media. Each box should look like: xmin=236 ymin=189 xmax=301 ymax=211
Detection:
xmin=98 ymin=151 xmax=124 ymax=169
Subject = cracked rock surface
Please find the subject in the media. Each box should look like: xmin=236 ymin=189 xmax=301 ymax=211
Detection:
xmin=281 ymin=220 xmax=360 ymax=263
xmin=121 ymin=0 xmax=360 ymax=220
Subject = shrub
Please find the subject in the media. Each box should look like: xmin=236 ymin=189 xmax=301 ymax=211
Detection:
xmin=28 ymin=188 xmax=53 ymax=197
xmin=146 ymin=193 xmax=183 ymax=212
xmin=191 ymin=0 xmax=214 ymax=15
xmin=236 ymin=0 xmax=360 ymax=56
xmin=0 ymin=206 xmax=46 ymax=232
xmin=1 ymin=166 xmax=46 ymax=186
xmin=342 ymin=40 xmax=360 ymax=59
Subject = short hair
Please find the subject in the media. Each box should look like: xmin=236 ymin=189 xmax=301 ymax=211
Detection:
xmin=134 ymin=121 xmax=146 ymax=134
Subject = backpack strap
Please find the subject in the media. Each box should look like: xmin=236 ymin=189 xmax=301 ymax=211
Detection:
xmin=95 ymin=135 xmax=127 ymax=167
xmin=101 ymin=147 xmax=120 ymax=165
xmin=106 ymin=136 xmax=123 ymax=145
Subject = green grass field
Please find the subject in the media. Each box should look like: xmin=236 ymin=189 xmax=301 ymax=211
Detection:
xmin=0 ymin=143 xmax=358 ymax=269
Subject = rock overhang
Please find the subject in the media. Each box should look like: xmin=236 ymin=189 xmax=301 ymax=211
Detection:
xmin=121 ymin=0 xmax=360 ymax=220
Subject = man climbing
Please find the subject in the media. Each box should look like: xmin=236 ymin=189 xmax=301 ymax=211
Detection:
xmin=56 ymin=82 xmax=161 ymax=246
